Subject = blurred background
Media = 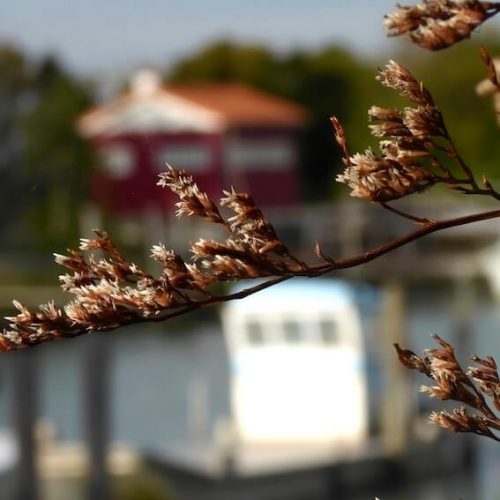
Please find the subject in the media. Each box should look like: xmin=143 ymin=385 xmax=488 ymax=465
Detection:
xmin=0 ymin=1 xmax=500 ymax=499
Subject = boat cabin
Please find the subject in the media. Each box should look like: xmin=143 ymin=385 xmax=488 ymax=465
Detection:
xmin=221 ymin=278 xmax=368 ymax=448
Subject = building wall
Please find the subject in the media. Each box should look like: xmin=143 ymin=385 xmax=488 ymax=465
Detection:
xmin=222 ymin=127 xmax=300 ymax=208
xmin=91 ymin=132 xmax=224 ymax=215
xmin=90 ymin=126 xmax=301 ymax=216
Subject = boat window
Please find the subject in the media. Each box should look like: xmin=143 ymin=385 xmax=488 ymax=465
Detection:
xmin=246 ymin=321 xmax=264 ymax=345
xmin=319 ymin=320 xmax=338 ymax=345
xmin=283 ymin=320 xmax=302 ymax=343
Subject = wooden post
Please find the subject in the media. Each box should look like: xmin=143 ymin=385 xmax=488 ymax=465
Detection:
xmin=379 ymin=280 xmax=412 ymax=456
xmin=79 ymin=202 xmax=111 ymax=499
xmin=453 ymin=274 xmax=474 ymax=362
xmin=83 ymin=334 xmax=111 ymax=500
xmin=10 ymin=349 xmax=38 ymax=500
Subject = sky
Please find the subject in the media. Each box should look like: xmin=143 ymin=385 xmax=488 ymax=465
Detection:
xmin=0 ymin=0 xmax=400 ymax=80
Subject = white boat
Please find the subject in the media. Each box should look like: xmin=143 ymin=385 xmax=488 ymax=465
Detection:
xmin=220 ymin=278 xmax=369 ymax=466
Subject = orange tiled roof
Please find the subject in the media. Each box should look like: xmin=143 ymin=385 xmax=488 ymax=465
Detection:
xmin=77 ymin=78 xmax=308 ymax=137
xmin=164 ymin=82 xmax=308 ymax=127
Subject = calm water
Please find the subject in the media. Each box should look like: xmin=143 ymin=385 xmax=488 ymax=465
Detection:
xmin=0 ymin=283 xmax=498 ymax=499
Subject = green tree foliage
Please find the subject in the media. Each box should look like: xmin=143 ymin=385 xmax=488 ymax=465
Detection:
xmin=397 ymin=32 xmax=500 ymax=183
xmin=22 ymin=56 xmax=95 ymax=248
xmin=169 ymin=41 xmax=277 ymax=89
xmin=0 ymin=45 xmax=95 ymax=251
xmin=0 ymin=45 xmax=27 ymax=95
xmin=0 ymin=46 xmax=30 ymax=234
xmin=168 ymin=41 xmax=375 ymax=200
xmin=169 ymin=37 xmax=500 ymax=200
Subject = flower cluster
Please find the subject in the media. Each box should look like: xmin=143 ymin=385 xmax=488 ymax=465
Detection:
xmin=335 ymin=61 xmax=462 ymax=203
xmin=0 ymin=166 xmax=307 ymax=351
xmin=395 ymin=335 xmax=500 ymax=440
xmin=384 ymin=0 xmax=500 ymax=50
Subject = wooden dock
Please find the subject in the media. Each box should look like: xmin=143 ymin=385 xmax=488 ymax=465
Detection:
xmin=147 ymin=434 xmax=472 ymax=500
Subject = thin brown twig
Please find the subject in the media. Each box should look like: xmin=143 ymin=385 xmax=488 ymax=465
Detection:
xmin=380 ymin=202 xmax=436 ymax=225
xmin=44 ymin=208 xmax=500 ymax=335
xmin=4 ymin=200 xmax=500 ymax=351
xmin=396 ymin=335 xmax=500 ymax=441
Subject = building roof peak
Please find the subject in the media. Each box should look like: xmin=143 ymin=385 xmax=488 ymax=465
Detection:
xmin=130 ymin=68 xmax=162 ymax=97
xmin=77 ymin=75 xmax=308 ymax=137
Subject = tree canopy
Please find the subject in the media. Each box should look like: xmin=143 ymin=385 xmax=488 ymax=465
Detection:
xmin=168 ymin=41 xmax=375 ymax=200
xmin=0 ymin=45 xmax=95 ymax=250
xmin=168 ymin=36 xmax=500 ymax=200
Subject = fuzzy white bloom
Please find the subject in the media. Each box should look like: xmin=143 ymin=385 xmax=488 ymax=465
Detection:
xmin=151 ymin=243 xmax=175 ymax=262
xmin=59 ymin=274 xmax=78 ymax=290
xmin=2 ymin=330 xmax=22 ymax=345
xmin=129 ymin=263 xmax=141 ymax=274
xmin=39 ymin=301 xmax=62 ymax=320
xmin=54 ymin=253 xmax=72 ymax=266
xmin=79 ymin=238 xmax=96 ymax=250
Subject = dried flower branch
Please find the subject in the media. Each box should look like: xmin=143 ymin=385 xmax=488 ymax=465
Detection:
xmin=4 ymin=57 xmax=500 ymax=351
xmin=479 ymin=45 xmax=500 ymax=90
xmin=385 ymin=0 xmax=500 ymax=50
xmin=395 ymin=335 xmax=500 ymax=440
xmin=335 ymin=59 xmax=500 ymax=206
xmin=0 ymin=165 xmax=311 ymax=350
xmin=3 ymin=163 xmax=500 ymax=351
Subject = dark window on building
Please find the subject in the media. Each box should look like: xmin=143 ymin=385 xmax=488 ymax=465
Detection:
xmin=320 ymin=320 xmax=338 ymax=345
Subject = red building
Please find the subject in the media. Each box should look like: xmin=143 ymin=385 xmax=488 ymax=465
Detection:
xmin=77 ymin=70 xmax=308 ymax=216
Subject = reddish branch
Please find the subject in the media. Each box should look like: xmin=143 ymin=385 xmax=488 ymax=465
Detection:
xmin=3 ymin=180 xmax=500 ymax=351
xmin=385 ymin=0 xmax=500 ymax=50
xmin=2 ymin=8 xmax=500 ymax=441
xmin=3 ymin=58 xmax=500 ymax=352
xmin=396 ymin=335 xmax=500 ymax=441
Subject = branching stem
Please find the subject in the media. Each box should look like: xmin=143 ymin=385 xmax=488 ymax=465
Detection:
xmin=117 ymin=206 xmax=500 ymax=328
